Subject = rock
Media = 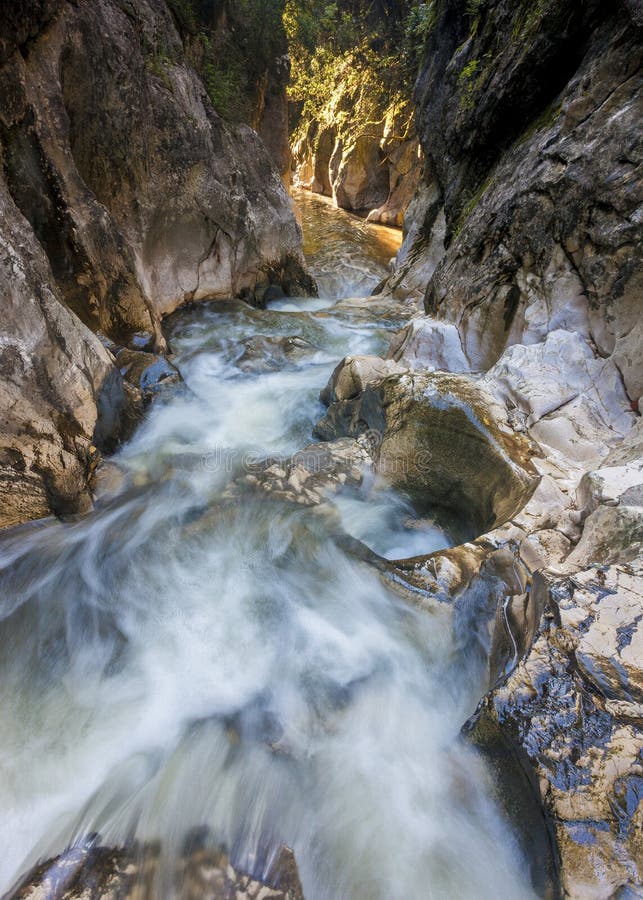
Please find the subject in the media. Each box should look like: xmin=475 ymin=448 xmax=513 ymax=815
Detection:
xmin=235 ymin=335 xmax=315 ymax=374
xmin=383 ymin=178 xmax=446 ymax=302
xmin=319 ymin=355 xmax=407 ymax=405
xmin=331 ymin=132 xmax=390 ymax=212
xmin=294 ymin=98 xmax=420 ymax=222
xmin=383 ymin=3 xmax=641 ymax=382
xmin=466 ymin=564 xmax=643 ymax=899
xmin=228 ymin=436 xmax=375 ymax=508
xmin=482 ymin=331 xmax=634 ymax=436
xmin=366 ymin=137 xmax=422 ymax=227
xmin=316 ymin=370 xmax=539 ymax=536
xmin=10 ymin=840 xmax=304 ymax=900
xmin=387 ymin=318 xmax=471 ymax=373
xmin=0 ymin=173 xmax=124 ymax=529
xmin=312 ymin=126 xmax=336 ymax=197
xmin=0 ymin=0 xmax=312 ymax=342
xmin=564 ymin=504 xmax=643 ymax=568
xmin=115 ymin=349 xmax=182 ymax=398
xmin=0 ymin=0 xmax=317 ymax=526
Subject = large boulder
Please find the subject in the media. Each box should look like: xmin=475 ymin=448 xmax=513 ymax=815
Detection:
xmin=316 ymin=368 xmax=539 ymax=536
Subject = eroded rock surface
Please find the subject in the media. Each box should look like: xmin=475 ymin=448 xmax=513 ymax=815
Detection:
xmin=468 ymin=564 xmax=643 ymax=900
xmin=316 ymin=366 xmax=539 ymax=536
xmin=0 ymin=176 xmax=124 ymax=528
xmin=0 ymin=0 xmax=313 ymax=527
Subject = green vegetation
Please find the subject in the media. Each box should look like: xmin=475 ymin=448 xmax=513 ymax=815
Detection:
xmin=165 ymin=0 xmax=288 ymax=121
xmin=284 ymin=1 xmax=424 ymax=147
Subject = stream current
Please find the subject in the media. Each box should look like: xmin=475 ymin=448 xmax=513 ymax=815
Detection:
xmin=0 ymin=191 xmax=536 ymax=898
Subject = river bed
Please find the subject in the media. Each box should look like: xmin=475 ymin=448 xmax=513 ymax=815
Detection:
xmin=0 ymin=191 xmax=536 ymax=899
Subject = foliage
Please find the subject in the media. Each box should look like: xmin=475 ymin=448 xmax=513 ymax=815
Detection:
xmin=404 ymin=2 xmax=437 ymax=72
xmin=165 ymin=0 xmax=288 ymax=121
xmin=284 ymin=0 xmax=420 ymax=144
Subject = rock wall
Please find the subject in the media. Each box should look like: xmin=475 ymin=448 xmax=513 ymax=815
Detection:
xmin=387 ymin=0 xmax=641 ymax=395
xmin=292 ymin=103 xmax=422 ymax=225
xmin=319 ymin=0 xmax=642 ymax=893
xmin=0 ymin=0 xmax=313 ymax=528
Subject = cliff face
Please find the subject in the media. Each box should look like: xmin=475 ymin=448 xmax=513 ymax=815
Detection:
xmin=389 ymin=0 xmax=641 ymax=400
xmin=0 ymin=0 xmax=312 ymax=528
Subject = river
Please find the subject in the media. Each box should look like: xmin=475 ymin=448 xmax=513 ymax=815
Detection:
xmin=0 ymin=191 xmax=536 ymax=899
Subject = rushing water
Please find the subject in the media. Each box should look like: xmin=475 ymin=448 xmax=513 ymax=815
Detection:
xmin=0 ymin=192 xmax=535 ymax=898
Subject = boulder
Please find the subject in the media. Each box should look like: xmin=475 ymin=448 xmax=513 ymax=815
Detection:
xmin=316 ymin=370 xmax=539 ymax=536
xmin=115 ymin=349 xmax=182 ymax=399
xmin=11 ymin=841 xmax=303 ymax=900
xmin=319 ymin=355 xmax=407 ymax=405
xmin=235 ymin=335 xmax=315 ymax=374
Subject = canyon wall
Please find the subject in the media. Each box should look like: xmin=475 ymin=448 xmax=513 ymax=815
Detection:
xmin=0 ymin=0 xmax=312 ymax=528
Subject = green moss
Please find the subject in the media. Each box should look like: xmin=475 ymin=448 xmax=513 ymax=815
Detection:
xmin=457 ymin=57 xmax=481 ymax=112
xmin=453 ymin=171 xmax=494 ymax=238
xmin=511 ymin=0 xmax=562 ymax=42
xmin=517 ymin=97 xmax=563 ymax=145
xmin=146 ymin=47 xmax=175 ymax=92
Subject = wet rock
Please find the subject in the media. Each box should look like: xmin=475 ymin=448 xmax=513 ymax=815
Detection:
xmin=115 ymin=348 xmax=181 ymax=399
xmin=320 ymin=355 xmax=407 ymax=405
xmin=466 ymin=563 xmax=643 ymax=899
xmin=316 ymin=370 xmax=539 ymax=535
xmin=228 ymin=436 xmax=375 ymax=508
xmin=10 ymin=841 xmax=303 ymax=900
xmin=235 ymin=335 xmax=315 ymax=374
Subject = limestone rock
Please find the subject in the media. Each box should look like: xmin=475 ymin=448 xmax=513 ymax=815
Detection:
xmin=316 ymin=370 xmax=539 ymax=535
xmin=0 ymin=0 xmax=312 ymax=341
xmin=387 ymin=318 xmax=470 ymax=373
xmin=0 ymin=175 xmax=124 ymax=529
xmin=366 ymin=138 xmax=422 ymax=227
xmin=384 ymin=2 xmax=641 ymax=379
xmin=467 ymin=564 xmax=643 ymax=899
xmin=319 ymin=355 xmax=407 ymax=405
xmin=115 ymin=349 xmax=182 ymax=399
xmin=228 ymin=437 xmax=374 ymax=509
xmin=10 ymin=841 xmax=303 ymax=900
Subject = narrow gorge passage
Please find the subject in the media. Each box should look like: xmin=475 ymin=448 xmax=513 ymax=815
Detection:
xmin=1 ymin=193 xmax=534 ymax=899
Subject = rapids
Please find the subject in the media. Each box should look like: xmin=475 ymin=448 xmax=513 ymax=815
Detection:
xmin=0 ymin=191 xmax=536 ymax=899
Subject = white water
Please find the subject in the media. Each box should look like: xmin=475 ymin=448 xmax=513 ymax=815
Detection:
xmin=0 ymin=193 xmax=536 ymax=898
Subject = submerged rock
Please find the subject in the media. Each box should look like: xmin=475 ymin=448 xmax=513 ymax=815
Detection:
xmin=10 ymin=841 xmax=303 ymax=900
xmin=235 ymin=335 xmax=316 ymax=374
xmin=115 ymin=349 xmax=182 ymax=399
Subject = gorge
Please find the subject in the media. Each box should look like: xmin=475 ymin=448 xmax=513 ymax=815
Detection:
xmin=0 ymin=1 xmax=641 ymax=899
